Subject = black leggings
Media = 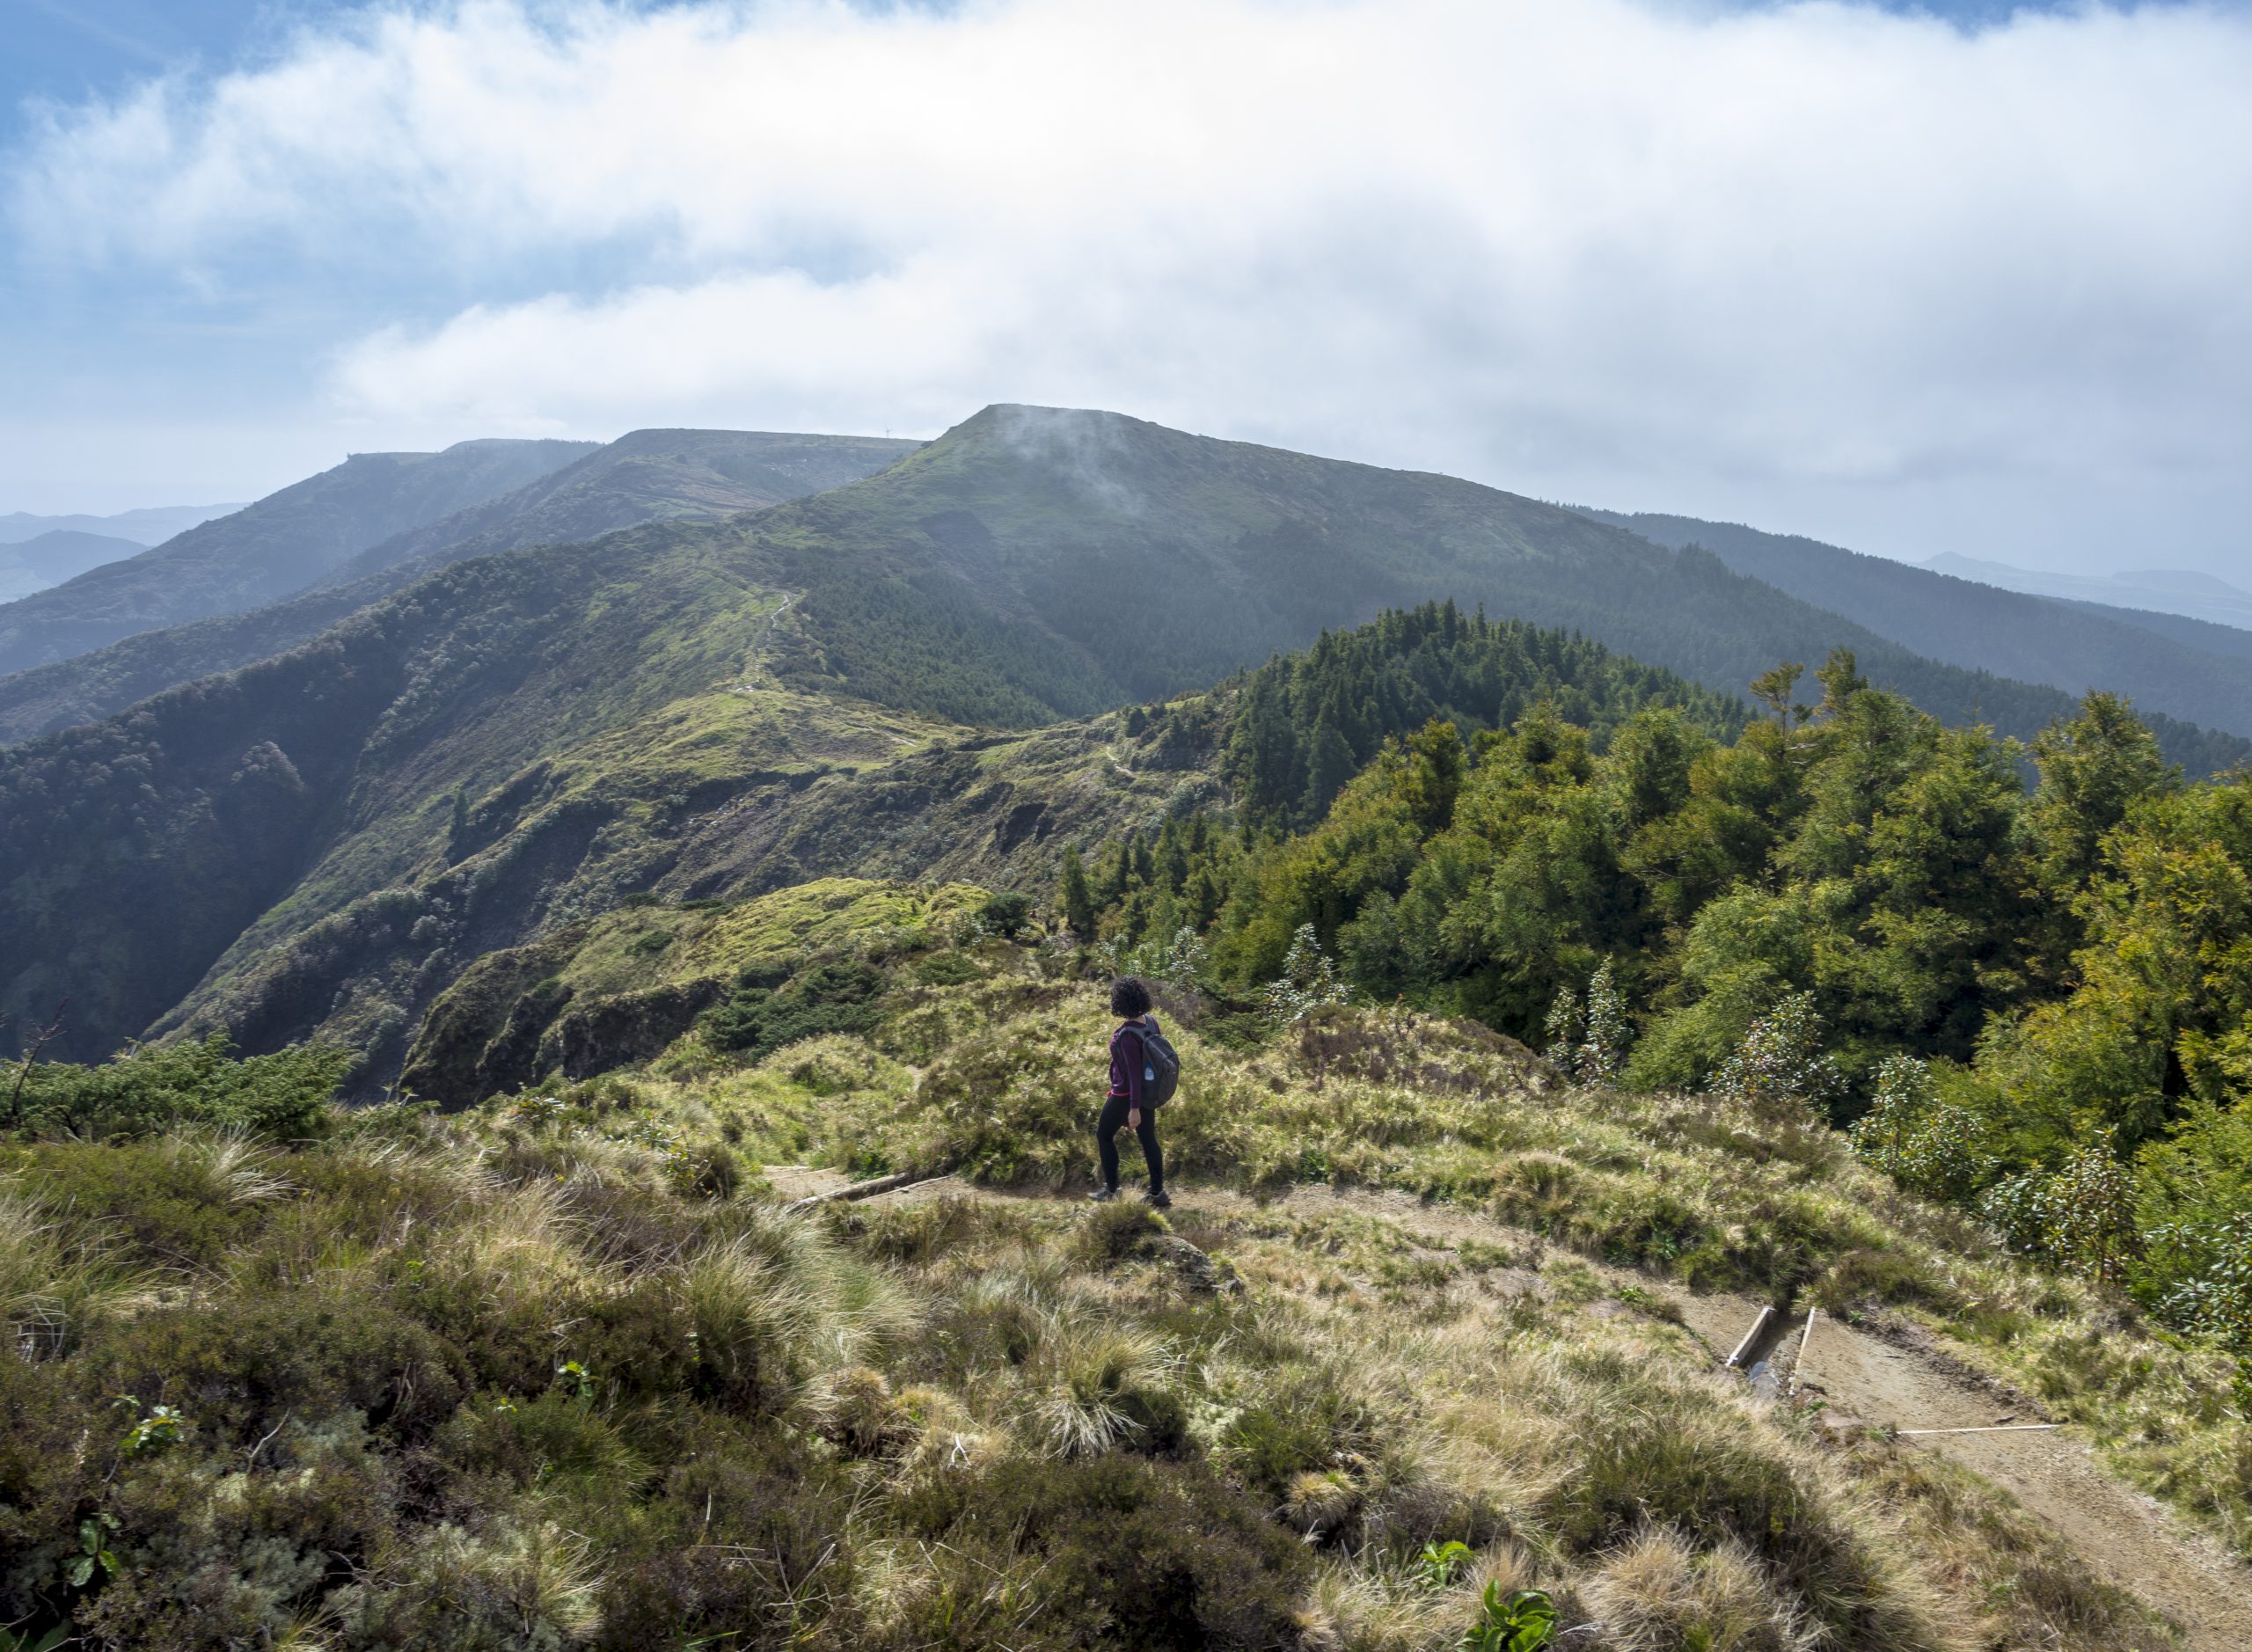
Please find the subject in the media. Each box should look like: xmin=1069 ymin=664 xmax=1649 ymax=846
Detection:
xmin=1096 ymin=1093 xmax=1164 ymax=1193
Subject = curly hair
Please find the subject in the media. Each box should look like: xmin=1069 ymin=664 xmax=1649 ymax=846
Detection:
xmin=1109 ymin=976 xmax=1153 ymax=1018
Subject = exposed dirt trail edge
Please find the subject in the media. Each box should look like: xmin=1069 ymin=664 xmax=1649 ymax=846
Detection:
xmin=1795 ymin=1312 xmax=2252 ymax=1651
xmin=768 ymin=1170 xmax=2252 ymax=1648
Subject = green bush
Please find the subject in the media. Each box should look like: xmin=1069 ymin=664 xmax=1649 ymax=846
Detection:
xmin=87 ymin=1289 xmax=466 ymax=1448
xmin=701 ymin=959 xmax=889 ymax=1061
xmin=979 ymin=890 xmax=1035 ymax=939
xmin=7 ymin=1036 xmax=347 ymax=1143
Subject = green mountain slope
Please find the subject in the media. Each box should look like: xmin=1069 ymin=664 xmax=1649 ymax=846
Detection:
xmin=0 ymin=551 xmax=1727 ymax=1087
xmin=1588 ymin=508 xmax=2252 ymax=738
xmin=0 ymin=438 xmax=597 ymax=676
xmin=6 ymin=403 xmax=2249 ymax=1083
xmin=2050 ymin=596 xmax=2252 ymax=662
xmin=0 ymin=429 xmax=918 ymax=743
xmin=753 ymin=407 xmax=2245 ymax=771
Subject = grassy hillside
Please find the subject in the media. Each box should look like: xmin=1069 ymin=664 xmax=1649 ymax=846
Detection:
xmin=749 ymin=407 xmax=2244 ymax=772
xmin=0 ymin=431 xmax=920 ymax=746
xmin=0 ymin=439 xmax=596 ymax=676
xmin=1588 ymin=508 xmax=2252 ymax=740
xmin=0 ymin=929 xmax=2240 ymax=1649
xmin=0 ymin=547 xmax=1741 ymax=1089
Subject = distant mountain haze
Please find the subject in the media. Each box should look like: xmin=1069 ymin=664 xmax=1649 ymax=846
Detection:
xmin=0 ymin=503 xmax=243 ymax=545
xmin=1588 ymin=510 xmax=2252 ymax=742
xmin=0 ymin=529 xmax=145 ymax=602
xmin=0 ymin=428 xmax=921 ymax=744
xmin=7 ymin=402 xmax=2250 ymax=1076
xmin=1923 ymin=552 xmax=2252 ymax=632
xmin=0 ymin=439 xmax=598 ymax=676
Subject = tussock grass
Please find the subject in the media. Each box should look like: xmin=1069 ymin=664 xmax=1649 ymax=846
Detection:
xmin=0 ymin=1181 xmax=147 ymax=1359
xmin=0 ymin=973 xmax=2217 ymax=1648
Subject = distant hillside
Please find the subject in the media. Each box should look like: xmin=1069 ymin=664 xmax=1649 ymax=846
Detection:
xmin=0 ymin=502 xmax=240 ymax=545
xmin=1929 ymin=551 xmax=2252 ymax=632
xmin=2050 ymin=596 xmax=2252 ymax=662
xmin=0 ymin=439 xmax=596 ymax=676
xmin=0 ymin=429 xmax=916 ymax=742
xmin=1584 ymin=508 xmax=2252 ymax=743
xmin=5 ymin=403 xmax=2248 ymax=1079
xmin=0 ymin=529 xmax=143 ymax=601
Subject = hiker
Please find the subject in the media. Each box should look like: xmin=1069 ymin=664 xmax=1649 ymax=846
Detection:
xmin=1093 ymin=976 xmax=1174 ymax=1208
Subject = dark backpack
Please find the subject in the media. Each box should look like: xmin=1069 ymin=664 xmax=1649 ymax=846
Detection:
xmin=1119 ymin=1017 xmax=1181 ymax=1107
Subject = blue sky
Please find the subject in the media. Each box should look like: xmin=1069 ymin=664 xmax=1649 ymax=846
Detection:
xmin=0 ymin=0 xmax=2107 ymax=121
xmin=4 ymin=0 xmax=2248 ymax=581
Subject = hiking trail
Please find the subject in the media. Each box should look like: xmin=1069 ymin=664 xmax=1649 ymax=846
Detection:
xmin=766 ymin=1168 xmax=2252 ymax=1649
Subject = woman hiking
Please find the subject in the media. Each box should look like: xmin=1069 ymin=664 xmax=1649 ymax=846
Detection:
xmin=1093 ymin=976 xmax=1170 ymax=1208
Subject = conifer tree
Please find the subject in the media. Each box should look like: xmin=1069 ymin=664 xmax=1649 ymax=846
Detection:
xmin=1057 ymin=845 xmax=1094 ymax=939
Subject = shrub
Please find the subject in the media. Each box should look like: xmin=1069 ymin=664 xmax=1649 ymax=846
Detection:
xmin=21 ymin=1144 xmax=267 ymax=1270
xmin=1265 ymin=925 xmax=1350 ymax=1025
xmin=8 ymin=1036 xmax=347 ymax=1143
xmin=1544 ymin=986 xmax=1585 ymax=1080
xmin=978 ymin=890 xmax=1035 ymax=939
xmin=1849 ymin=1055 xmax=1996 ymax=1204
xmin=700 ymin=960 xmax=888 ymax=1062
xmin=1707 ymin=994 xmax=1844 ymax=1123
xmin=87 ymin=1289 xmax=466 ymax=1448
xmin=1576 ymin=961 xmax=1631 ymax=1085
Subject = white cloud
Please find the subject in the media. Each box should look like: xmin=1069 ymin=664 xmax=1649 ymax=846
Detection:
xmin=11 ymin=0 xmax=2252 ymax=568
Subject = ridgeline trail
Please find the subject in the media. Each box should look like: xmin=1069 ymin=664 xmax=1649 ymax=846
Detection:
xmin=768 ymin=1168 xmax=2252 ymax=1651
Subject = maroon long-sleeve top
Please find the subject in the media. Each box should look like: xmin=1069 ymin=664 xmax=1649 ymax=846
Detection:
xmin=1108 ymin=1017 xmax=1158 ymax=1104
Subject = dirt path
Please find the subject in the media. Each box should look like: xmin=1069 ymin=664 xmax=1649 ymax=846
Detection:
xmin=1796 ymin=1313 xmax=2252 ymax=1650
xmin=733 ymin=589 xmax=798 ymax=691
xmin=768 ymin=1169 xmax=2251 ymax=1646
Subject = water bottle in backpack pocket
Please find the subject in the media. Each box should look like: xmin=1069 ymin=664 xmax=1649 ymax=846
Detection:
xmin=1131 ymin=1019 xmax=1181 ymax=1106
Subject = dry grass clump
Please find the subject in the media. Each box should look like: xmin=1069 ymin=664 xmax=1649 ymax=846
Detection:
xmin=680 ymin=1210 xmax=916 ymax=1411
xmin=0 ymin=1181 xmax=147 ymax=1359
xmin=1582 ymin=1528 xmax=1810 ymax=1652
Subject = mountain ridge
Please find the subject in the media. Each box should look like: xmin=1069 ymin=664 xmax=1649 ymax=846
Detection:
xmin=1580 ymin=508 xmax=2252 ymax=740
xmin=6 ymin=403 xmax=2249 ymax=1081
xmin=0 ymin=501 xmax=242 ymax=545
xmin=1928 ymin=550 xmax=2252 ymax=631
xmin=0 ymin=428 xmax=921 ymax=743
xmin=0 ymin=438 xmax=599 ymax=676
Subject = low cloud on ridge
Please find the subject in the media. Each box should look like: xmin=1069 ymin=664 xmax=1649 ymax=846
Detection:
xmin=8 ymin=0 xmax=2251 ymax=570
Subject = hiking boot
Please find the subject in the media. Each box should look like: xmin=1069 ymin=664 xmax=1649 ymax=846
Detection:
xmin=1089 ymin=1186 xmax=1122 ymax=1202
xmin=1144 ymin=1188 xmax=1172 ymax=1210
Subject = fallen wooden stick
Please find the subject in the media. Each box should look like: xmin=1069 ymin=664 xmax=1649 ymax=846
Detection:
xmin=1725 ymin=1305 xmax=1775 ymax=1369
xmin=781 ymin=1169 xmax=948 ymax=1214
xmin=1897 ymin=1423 xmax=2061 ymax=1436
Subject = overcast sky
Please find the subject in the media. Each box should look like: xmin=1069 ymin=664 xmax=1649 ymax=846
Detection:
xmin=4 ymin=0 xmax=2248 ymax=578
